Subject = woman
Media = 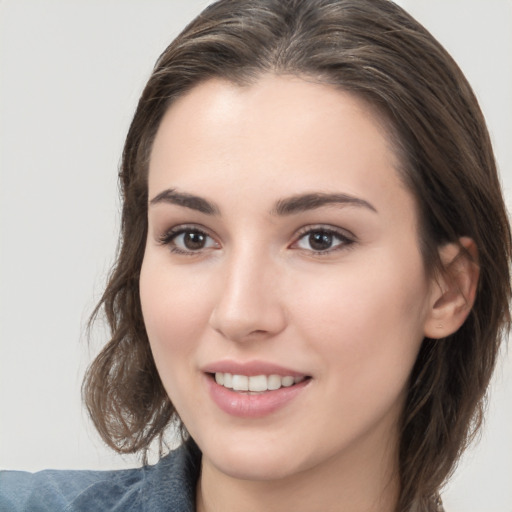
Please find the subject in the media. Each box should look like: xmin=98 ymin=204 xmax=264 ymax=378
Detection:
xmin=1 ymin=0 xmax=510 ymax=511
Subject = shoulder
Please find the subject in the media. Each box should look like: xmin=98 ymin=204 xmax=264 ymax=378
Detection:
xmin=0 ymin=464 xmax=142 ymax=512
xmin=0 ymin=441 xmax=201 ymax=512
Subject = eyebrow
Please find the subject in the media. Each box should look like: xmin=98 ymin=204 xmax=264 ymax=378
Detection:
xmin=271 ymin=192 xmax=377 ymax=215
xmin=149 ymin=189 xmax=220 ymax=215
xmin=149 ymin=189 xmax=377 ymax=216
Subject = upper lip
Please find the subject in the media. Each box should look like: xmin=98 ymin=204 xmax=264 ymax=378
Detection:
xmin=201 ymin=360 xmax=308 ymax=378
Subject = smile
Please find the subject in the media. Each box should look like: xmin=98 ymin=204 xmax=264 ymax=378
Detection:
xmin=214 ymin=372 xmax=307 ymax=392
xmin=205 ymin=371 xmax=312 ymax=418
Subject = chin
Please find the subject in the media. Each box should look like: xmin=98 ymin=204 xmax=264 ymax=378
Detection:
xmin=215 ymin=454 xmax=303 ymax=482
xmin=199 ymin=431 xmax=312 ymax=481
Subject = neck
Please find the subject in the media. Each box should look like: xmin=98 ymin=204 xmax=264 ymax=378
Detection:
xmin=196 ymin=424 xmax=400 ymax=512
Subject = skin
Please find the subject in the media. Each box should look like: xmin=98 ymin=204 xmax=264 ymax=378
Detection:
xmin=139 ymin=75 xmax=474 ymax=512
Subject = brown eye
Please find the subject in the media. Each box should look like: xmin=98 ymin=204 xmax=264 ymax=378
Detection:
xmin=160 ymin=227 xmax=219 ymax=254
xmin=294 ymin=227 xmax=353 ymax=254
xmin=308 ymin=231 xmax=334 ymax=251
xmin=182 ymin=231 xmax=208 ymax=250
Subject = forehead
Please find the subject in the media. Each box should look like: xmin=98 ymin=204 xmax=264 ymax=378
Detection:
xmin=148 ymin=75 xmax=414 ymax=221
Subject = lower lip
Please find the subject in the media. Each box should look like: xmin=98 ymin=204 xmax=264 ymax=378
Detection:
xmin=205 ymin=374 xmax=311 ymax=418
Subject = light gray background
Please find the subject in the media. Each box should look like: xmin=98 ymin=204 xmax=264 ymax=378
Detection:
xmin=1 ymin=1 xmax=511 ymax=511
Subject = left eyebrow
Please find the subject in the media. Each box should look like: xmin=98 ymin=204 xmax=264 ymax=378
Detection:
xmin=271 ymin=192 xmax=377 ymax=216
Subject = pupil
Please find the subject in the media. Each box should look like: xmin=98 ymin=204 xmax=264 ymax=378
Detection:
xmin=309 ymin=231 xmax=332 ymax=251
xmin=184 ymin=231 xmax=205 ymax=250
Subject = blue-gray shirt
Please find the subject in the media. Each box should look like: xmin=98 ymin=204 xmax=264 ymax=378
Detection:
xmin=0 ymin=441 xmax=201 ymax=511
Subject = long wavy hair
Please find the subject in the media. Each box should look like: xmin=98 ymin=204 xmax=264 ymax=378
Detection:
xmin=82 ymin=1 xmax=511 ymax=510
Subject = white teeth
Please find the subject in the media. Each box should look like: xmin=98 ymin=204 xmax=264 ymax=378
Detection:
xmin=267 ymin=374 xmax=282 ymax=390
xmin=232 ymin=374 xmax=249 ymax=391
xmin=249 ymin=375 xmax=267 ymax=392
xmin=223 ymin=373 xmax=233 ymax=388
xmin=214 ymin=373 xmax=306 ymax=392
xmin=281 ymin=376 xmax=295 ymax=387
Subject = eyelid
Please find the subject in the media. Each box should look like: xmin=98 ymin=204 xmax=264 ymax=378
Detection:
xmin=158 ymin=223 xmax=220 ymax=254
xmin=290 ymin=224 xmax=356 ymax=254
xmin=156 ymin=222 xmax=355 ymax=256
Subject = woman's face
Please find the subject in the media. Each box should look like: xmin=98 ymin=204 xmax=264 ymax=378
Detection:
xmin=140 ymin=75 xmax=436 ymax=481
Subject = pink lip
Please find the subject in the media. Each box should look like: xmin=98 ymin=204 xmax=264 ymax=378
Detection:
xmin=201 ymin=359 xmax=307 ymax=377
xmin=201 ymin=360 xmax=311 ymax=418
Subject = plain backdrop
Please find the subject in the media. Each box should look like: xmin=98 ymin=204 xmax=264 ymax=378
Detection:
xmin=0 ymin=1 xmax=511 ymax=511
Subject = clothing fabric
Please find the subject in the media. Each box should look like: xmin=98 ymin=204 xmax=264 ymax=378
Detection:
xmin=1 ymin=441 xmax=447 ymax=512
xmin=0 ymin=441 xmax=201 ymax=512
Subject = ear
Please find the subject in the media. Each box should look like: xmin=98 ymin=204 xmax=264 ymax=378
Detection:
xmin=423 ymin=237 xmax=479 ymax=339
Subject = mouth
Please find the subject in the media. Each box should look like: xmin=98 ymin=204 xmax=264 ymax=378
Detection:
xmin=202 ymin=361 xmax=312 ymax=417
xmin=208 ymin=372 xmax=311 ymax=393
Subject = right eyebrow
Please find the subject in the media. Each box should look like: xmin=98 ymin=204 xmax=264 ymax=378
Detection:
xmin=149 ymin=189 xmax=220 ymax=215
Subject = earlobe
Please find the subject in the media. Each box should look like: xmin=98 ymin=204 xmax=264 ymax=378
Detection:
xmin=424 ymin=237 xmax=479 ymax=339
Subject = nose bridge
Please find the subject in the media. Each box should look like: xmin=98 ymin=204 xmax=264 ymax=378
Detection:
xmin=209 ymin=241 xmax=286 ymax=341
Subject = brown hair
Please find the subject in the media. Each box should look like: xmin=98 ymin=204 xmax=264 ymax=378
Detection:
xmin=83 ymin=0 xmax=511 ymax=510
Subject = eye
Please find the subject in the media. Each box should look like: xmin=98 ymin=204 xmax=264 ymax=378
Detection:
xmin=292 ymin=227 xmax=354 ymax=254
xmin=159 ymin=226 xmax=219 ymax=255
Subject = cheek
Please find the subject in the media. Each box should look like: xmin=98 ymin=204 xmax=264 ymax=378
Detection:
xmin=139 ymin=253 xmax=221 ymax=424
xmin=291 ymin=253 xmax=429 ymax=388
xmin=139 ymin=254 xmax=213 ymax=373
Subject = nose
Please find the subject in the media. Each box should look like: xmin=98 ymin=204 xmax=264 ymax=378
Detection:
xmin=208 ymin=247 xmax=287 ymax=343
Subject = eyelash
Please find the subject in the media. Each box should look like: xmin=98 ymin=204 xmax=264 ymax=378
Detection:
xmin=158 ymin=224 xmax=217 ymax=256
xmin=291 ymin=225 xmax=355 ymax=255
xmin=158 ymin=224 xmax=355 ymax=256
